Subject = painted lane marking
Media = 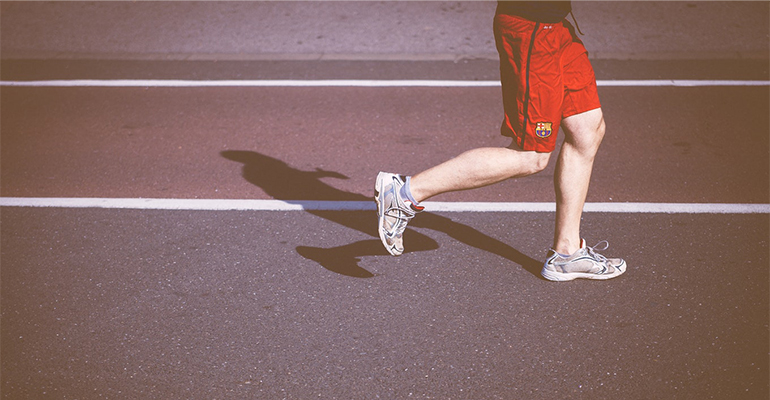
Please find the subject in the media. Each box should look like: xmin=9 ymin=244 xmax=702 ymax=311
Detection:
xmin=1 ymin=198 xmax=768 ymax=214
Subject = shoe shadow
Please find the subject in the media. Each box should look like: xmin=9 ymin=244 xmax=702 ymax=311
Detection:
xmin=221 ymin=150 xmax=541 ymax=278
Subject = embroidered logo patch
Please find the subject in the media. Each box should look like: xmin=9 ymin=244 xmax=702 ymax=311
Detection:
xmin=535 ymin=122 xmax=553 ymax=138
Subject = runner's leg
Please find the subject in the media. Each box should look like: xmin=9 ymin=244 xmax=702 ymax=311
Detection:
xmin=553 ymin=107 xmax=605 ymax=255
xmin=408 ymin=143 xmax=551 ymax=203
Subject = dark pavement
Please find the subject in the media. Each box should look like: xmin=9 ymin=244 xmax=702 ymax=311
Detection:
xmin=2 ymin=208 xmax=767 ymax=399
xmin=1 ymin=2 xmax=769 ymax=399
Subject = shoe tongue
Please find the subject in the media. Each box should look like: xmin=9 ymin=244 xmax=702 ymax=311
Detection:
xmin=580 ymin=238 xmax=587 ymax=249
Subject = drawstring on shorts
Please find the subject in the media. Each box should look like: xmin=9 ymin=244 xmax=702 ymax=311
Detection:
xmin=569 ymin=11 xmax=584 ymax=35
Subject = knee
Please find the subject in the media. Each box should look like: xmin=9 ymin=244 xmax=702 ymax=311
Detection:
xmin=521 ymin=151 xmax=551 ymax=175
xmin=562 ymin=109 xmax=606 ymax=156
xmin=504 ymin=140 xmax=552 ymax=176
xmin=594 ymin=117 xmax=606 ymax=145
xmin=570 ymin=117 xmax=606 ymax=157
xmin=531 ymin=152 xmax=551 ymax=173
xmin=586 ymin=118 xmax=606 ymax=156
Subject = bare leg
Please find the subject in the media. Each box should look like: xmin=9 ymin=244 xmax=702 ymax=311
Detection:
xmin=408 ymin=142 xmax=552 ymax=203
xmin=553 ymin=108 xmax=606 ymax=255
xmin=395 ymin=108 xmax=605 ymax=257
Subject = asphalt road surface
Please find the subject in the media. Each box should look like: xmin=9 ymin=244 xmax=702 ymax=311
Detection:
xmin=1 ymin=2 xmax=769 ymax=399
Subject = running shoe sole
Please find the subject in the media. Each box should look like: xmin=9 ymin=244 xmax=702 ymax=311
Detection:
xmin=541 ymin=259 xmax=627 ymax=281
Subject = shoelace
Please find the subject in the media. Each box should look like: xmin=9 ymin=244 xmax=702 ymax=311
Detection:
xmin=583 ymin=240 xmax=612 ymax=274
xmin=584 ymin=240 xmax=610 ymax=263
xmin=547 ymin=241 xmax=614 ymax=274
xmin=384 ymin=204 xmax=415 ymax=236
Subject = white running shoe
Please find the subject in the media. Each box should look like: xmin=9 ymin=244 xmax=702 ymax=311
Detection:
xmin=374 ymin=172 xmax=423 ymax=256
xmin=541 ymin=239 xmax=627 ymax=281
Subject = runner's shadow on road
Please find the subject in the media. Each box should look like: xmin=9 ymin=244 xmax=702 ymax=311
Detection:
xmin=221 ymin=150 xmax=542 ymax=278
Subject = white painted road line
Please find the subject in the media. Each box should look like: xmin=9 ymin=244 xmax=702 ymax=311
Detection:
xmin=598 ymin=80 xmax=770 ymax=87
xmin=1 ymin=198 xmax=768 ymax=214
xmin=1 ymin=79 xmax=768 ymax=87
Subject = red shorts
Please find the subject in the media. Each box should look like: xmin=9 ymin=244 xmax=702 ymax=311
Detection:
xmin=494 ymin=13 xmax=601 ymax=153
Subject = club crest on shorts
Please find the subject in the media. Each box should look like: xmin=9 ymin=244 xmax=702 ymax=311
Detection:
xmin=535 ymin=122 xmax=553 ymax=138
